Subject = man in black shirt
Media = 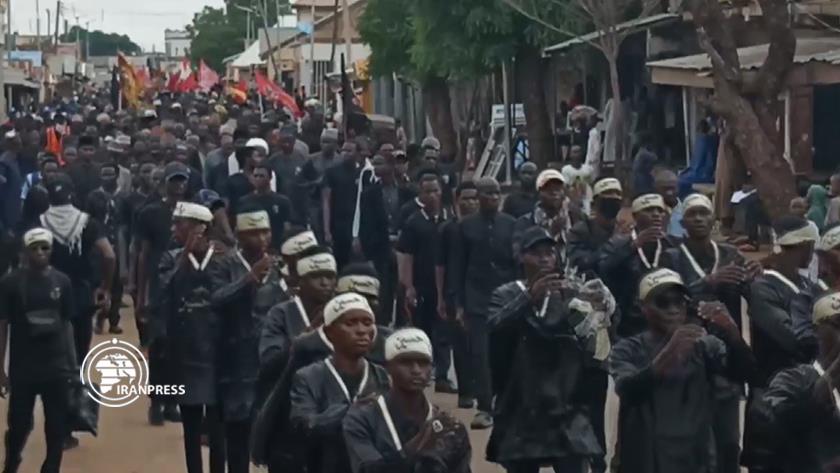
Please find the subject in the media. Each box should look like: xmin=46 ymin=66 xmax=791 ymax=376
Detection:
xmin=65 ymin=134 xmax=101 ymax=208
xmin=224 ymin=145 xmax=260 ymax=221
xmin=0 ymin=228 xmax=76 ymax=473
xmin=324 ymin=139 xmax=365 ymax=269
xmin=455 ymin=177 xmax=516 ymax=429
xmin=397 ymin=173 xmax=452 ymax=393
xmin=502 ymin=162 xmax=538 ymax=218
xmin=239 ymin=162 xmax=293 ymax=254
xmin=269 ymin=127 xmax=307 ymax=197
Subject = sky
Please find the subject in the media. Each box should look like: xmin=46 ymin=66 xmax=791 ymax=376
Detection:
xmin=11 ymin=0 xmax=226 ymax=53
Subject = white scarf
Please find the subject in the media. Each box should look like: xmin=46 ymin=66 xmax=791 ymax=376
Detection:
xmin=41 ymin=204 xmax=89 ymax=255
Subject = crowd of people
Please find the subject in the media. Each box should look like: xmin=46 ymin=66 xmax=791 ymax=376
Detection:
xmin=0 ymin=87 xmax=837 ymax=473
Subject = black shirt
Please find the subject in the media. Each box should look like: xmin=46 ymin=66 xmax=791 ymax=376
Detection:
xmin=397 ymin=209 xmax=449 ymax=296
xmin=239 ymin=192 xmax=294 ymax=252
xmin=325 ymin=160 xmax=361 ymax=233
xmin=65 ymin=160 xmax=101 ymax=207
xmin=225 ymin=173 xmax=253 ymax=218
xmin=503 ymin=191 xmax=538 ymax=219
xmin=136 ymin=199 xmax=176 ymax=299
xmin=118 ymin=190 xmax=151 ymax=239
xmin=437 ymin=219 xmax=461 ymax=303
xmin=0 ymin=267 xmax=75 ymax=382
xmin=49 ymin=217 xmax=103 ymax=286
xmin=455 ymin=211 xmax=517 ymax=314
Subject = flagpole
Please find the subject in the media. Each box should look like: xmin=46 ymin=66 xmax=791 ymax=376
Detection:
xmin=259 ymin=92 xmax=264 ymax=116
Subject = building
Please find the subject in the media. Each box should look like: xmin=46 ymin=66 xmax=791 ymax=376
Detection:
xmin=165 ymin=29 xmax=191 ymax=58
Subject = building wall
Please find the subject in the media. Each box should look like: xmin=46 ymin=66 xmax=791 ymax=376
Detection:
xmin=164 ymin=30 xmax=191 ymax=58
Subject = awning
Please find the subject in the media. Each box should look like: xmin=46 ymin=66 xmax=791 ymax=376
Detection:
xmin=4 ymin=68 xmax=40 ymax=89
xmin=544 ymin=13 xmax=680 ymax=55
xmin=647 ymin=37 xmax=840 ymax=88
xmin=230 ymin=40 xmax=265 ymax=69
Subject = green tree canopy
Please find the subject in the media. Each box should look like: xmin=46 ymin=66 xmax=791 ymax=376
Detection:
xmin=60 ymin=26 xmax=142 ymax=56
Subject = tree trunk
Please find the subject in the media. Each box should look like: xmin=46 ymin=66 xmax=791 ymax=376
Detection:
xmin=515 ymin=43 xmax=554 ymax=169
xmin=421 ymin=75 xmax=458 ymax=161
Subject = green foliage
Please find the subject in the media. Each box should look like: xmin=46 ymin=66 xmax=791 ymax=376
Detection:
xmin=60 ymin=26 xmax=142 ymax=56
xmin=358 ymin=0 xmax=416 ymax=78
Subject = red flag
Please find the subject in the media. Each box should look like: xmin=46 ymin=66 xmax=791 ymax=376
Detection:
xmin=178 ymin=73 xmax=199 ymax=93
xmin=198 ymin=60 xmax=220 ymax=92
xmin=254 ymin=71 xmax=301 ymax=117
xmin=166 ymin=72 xmax=179 ymax=92
xmin=135 ymin=67 xmax=150 ymax=89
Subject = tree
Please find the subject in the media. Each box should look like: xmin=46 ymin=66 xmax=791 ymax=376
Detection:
xmin=187 ymin=7 xmax=243 ymax=71
xmin=501 ymin=0 xmax=660 ymax=164
xmin=60 ymin=26 xmax=141 ymax=56
xmin=683 ymin=0 xmax=796 ymax=218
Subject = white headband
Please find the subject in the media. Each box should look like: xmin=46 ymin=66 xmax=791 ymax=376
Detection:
xmin=236 ymin=211 xmax=271 ymax=231
xmin=323 ymin=292 xmax=374 ymax=327
xmin=385 ymin=328 xmax=433 ymax=361
xmin=593 ymin=178 xmax=622 ymax=197
xmin=819 ymin=226 xmax=840 ymax=252
xmin=632 ymin=194 xmax=666 ymax=213
xmin=173 ymin=202 xmax=213 ymax=223
xmin=281 ymin=230 xmax=318 ymax=257
xmin=337 ymin=275 xmax=380 ymax=298
xmin=683 ymin=193 xmax=713 ymax=212
xmin=296 ymin=253 xmax=337 ymax=277
xmin=813 ymin=292 xmax=840 ymax=324
xmin=776 ymin=224 xmax=819 ymax=247
xmin=23 ymin=227 xmax=53 ymax=248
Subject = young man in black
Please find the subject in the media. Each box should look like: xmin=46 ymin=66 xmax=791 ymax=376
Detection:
xmin=502 ymin=162 xmax=538 ymax=219
xmin=397 ymin=173 xmax=452 ymax=393
xmin=611 ymin=268 xmax=755 ymax=473
xmin=567 ymin=177 xmax=623 ymax=276
xmin=323 ymin=139 xmax=367 ymax=268
xmin=209 ymin=208 xmax=286 ymax=473
xmin=343 ymin=328 xmax=472 ymax=473
xmin=512 ymin=169 xmax=569 ymax=256
xmin=157 ymin=202 xmax=225 ymax=473
xmin=289 ymin=292 xmax=390 ymax=473
xmin=239 ymin=162 xmax=294 ymax=254
xmin=64 ymin=134 xmax=101 ymax=208
xmin=0 ymin=228 xmax=76 ymax=473
xmin=87 ymin=161 xmax=124 ymax=335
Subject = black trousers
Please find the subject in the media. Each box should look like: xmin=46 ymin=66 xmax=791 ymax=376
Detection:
xmin=414 ymin=296 xmax=451 ymax=380
xmin=332 ymin=234 xmax=353 ymax=270
xmin=446 ymin=302 xmax=472 ymax=400
xmin=370 ymin=249 xmax=397 ymax=327
xmin=180 ymin=404 xmax=225 ymax=473
xmin=466 ymin=313 xmax=493 ymax=412
xmin=580 ymin=368 xmax=608 ymax=473
xmin=504 ymin=457 xmax=588 ymax=473
xmin=3 ymin=379 xmax=69 ymax=473
xmin=714 ymin=397 xmax=741 ymax=473
xmin=71 ymin=309 xmax=94 ymax=365
xmin=224 ymin=420 xmax=251 ymax=473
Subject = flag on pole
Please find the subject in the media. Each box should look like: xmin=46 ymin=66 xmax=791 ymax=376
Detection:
xmin=178 ymin=73 xmax=199 ymax=93
xmin=117 ymin=52 xmax=141 ymax=109
xmin=227 ymin=81 xmax=248 ymax=105
xmin=198 ymin=60 xmax=220 ymax=92
xmin=254 ymin=70 xmax=302 ymax=117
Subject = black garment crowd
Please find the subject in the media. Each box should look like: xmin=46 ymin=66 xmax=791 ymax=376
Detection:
xmin=0 ymin=92 xmax=838 ymax=473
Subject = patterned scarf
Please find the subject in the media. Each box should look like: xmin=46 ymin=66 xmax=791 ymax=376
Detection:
xmin=41 ymin=204 xmax=89 ymax=255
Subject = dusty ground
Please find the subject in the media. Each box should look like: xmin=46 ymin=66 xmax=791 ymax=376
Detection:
xmin=0 ymin=308 xmax=505 ymax=473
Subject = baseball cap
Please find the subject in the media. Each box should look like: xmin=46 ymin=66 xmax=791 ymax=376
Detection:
xmin=164 ymin=161 xmax=190 ymax=181
xmin=196 ymin=189 xmax=225 ymax=212
xmin=519 ymin=227 xmax=555 ymax=254
xmin=536 ymin=169 xmax=566 ymax=190
xmin=638 ymin=268 xmax=688 ymax=301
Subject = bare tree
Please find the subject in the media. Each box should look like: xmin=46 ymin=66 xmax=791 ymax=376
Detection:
xmin=502 ymin=0 xmax=660 ymax=163
xmin=684 ymin=0 xmax=796 ymax=218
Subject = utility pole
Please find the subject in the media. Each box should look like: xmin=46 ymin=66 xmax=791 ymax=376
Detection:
xmin=341 ymin=0 xmax=352 ymax=66
xmin=0 ymin=0 xmax=8 ymax=121
xmin=309 ymin=0 xmax=315 ymax=96
xmin=259 ymin=0 xmax=280 ymax=82
xmin=54 ymin=0 xmax=60 ymax=46
xmin=84 ymin=21 xmax=89 ymax=60
xmin=36 ymin=0 xmax=41 ymax=51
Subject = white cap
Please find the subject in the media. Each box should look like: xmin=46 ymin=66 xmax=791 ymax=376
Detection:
xmin=23 ymin=227 xmax=53 ymax=248
xmin=683 ymin=193 xmax=713 ymax=212
xmin=536 ymin=169 xmax=566 ymax=189
xmin=246 ymin=138 xmax=269 ymax=154
xmin=593 ymin=178 xmax=622 ymax=197
xmin=281 ymin=230 xmax=318 ymax=257
xmin=777 ymin=223 xmax=819 ymax=247
xmin=142 ymin=109 xmax=157 ymax=118
xmin=638 ymin=268 xmax=687 ymax=301
xmin=236 ymin=211 xmax=271 ymax=231
xmin=813 ymin=291 xmax=840 ymax=324
xmin=173 ymin=202 xmax=213 ymax=223
xmin=296 ymin=253 xmax=337 ymax=277
xmin=632 ymin=194 xmax=666 ymax=213
xmin=323 ymin=292 xmax=374 ymax=327
xmin=385 ymin=328 xmax=433 ymax=361
xmin=337 ymin=275 xmax=380 ymax=298
xmin=819 ymin=225 xmax=840 ymax=252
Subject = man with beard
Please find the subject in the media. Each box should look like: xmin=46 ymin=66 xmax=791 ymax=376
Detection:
xmin=567 ymin=177 xmax=623 ymax=276
xmin=289 ymin=293 xmax=390 ymax=473
xmin=663 ymin=193 xmax=762 ymax=473
xmin=750 ymin=291 xmax=840 ymax=473
xmin=502 ymin=162 xmax=538 ymax=219
xmin=512 ymin=169 xmax=569 ymax=258
xmin=454 ymin=177 xmax=516 ymax=429
xmin=743 ymin=216 xmax=823 ymax=472
xmin=343 ymin=328 xmax=472 ymax=473
xmin=87 ymin=162 xmax=125 ymax=335
xmin=156 ymin=202 xmax=226 ymax=473
xmin=655 ymin=169 xmax=685 ymax=239
xmin=436 ymin=181 xmax=479 ymax=409
xmin=209 ymin=208 xmax=286 ymax=473
xmin=0 ymin=228 xmax=76 ymax=473
xmin=611 ymin=269 xmax=755 ymax=473
xmin=487 ymin=226 xmax=608 ymax=473
xmin=136 ymin=161 xmax=190 ymax=425
xmin=600 ymin=193 xmax=676 ymax=338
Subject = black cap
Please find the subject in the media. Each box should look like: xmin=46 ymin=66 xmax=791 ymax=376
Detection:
xmin=46 ymin=173 xmax=74 ymax=203
xmin=78 ymin=135 xmax=97 ymax=148
xmin=519 ymin=227 xmax=555 ymax=254
xmin=196 ymin=189 xmax=225 ymax=212
xmin=164 ymin=161 xmax=190 ymax=181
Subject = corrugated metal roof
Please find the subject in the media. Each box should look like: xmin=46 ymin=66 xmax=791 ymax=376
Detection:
xmin=544 ymin=13 xmax=681 ymax=55
xmin=647 ymin=37 xmax=840 ymax=71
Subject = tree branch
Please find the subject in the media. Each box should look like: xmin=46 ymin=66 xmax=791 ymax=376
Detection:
xmin=751 ymin=0 xmax=796 ymax=99
xmin=500 ymin=0 xmax=606 ymax=53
